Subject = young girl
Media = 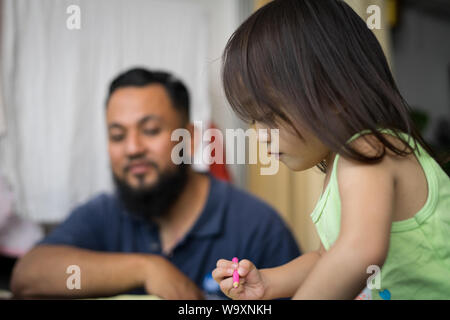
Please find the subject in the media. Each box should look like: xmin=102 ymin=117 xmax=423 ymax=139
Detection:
xmin=212 ymin=0 xmax=450 ymax=299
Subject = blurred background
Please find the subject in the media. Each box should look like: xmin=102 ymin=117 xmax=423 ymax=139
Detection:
xmin=0 ymin=0 xmax=448 ymax=293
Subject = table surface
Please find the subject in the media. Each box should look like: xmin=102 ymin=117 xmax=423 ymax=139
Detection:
xmin=0 ymin=289 xmax=162 ymax=300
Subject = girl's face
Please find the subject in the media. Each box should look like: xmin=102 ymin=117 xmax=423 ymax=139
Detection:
xmin=254 ymin=120 xmax=331 ymax=172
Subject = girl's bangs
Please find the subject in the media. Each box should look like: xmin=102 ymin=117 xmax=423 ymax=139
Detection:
xmin=222 ymin=3 xmax=286 ymax=127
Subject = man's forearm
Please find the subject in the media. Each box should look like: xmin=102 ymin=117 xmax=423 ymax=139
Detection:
xmin=10 ymin=245 xmax=151 ymax=299
xmin=261 ymin=251 xmax=321 ymax=299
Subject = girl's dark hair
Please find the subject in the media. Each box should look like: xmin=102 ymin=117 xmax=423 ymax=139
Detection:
xmin=222 ymin=0 xmax=435 ymax=171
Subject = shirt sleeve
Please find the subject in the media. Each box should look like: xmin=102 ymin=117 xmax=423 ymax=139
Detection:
xmin=37 ymin=194 xmax=108 ymax=251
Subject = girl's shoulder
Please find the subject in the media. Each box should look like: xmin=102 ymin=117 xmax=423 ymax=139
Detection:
xmin=335 ymin=131 xmax=426 ymax=192
xmin=335 ymin=133 xmax=395 ymax=179
xmin=337 ymin=131 xmax=421 ymax=173
xmin=335 ymin=132 xmax=429 ymax=223
xmin=344 ymin=131 xmax=415 ymax=161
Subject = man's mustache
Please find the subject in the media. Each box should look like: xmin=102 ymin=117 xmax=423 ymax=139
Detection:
xmin=123 ymin=159 xmax=159 ymax=174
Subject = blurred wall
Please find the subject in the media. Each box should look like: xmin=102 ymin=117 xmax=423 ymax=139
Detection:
xmin=193 ymin=0 xmax=251 ymax=189
xmin=392 ymin=4 xmax=450 ymax=142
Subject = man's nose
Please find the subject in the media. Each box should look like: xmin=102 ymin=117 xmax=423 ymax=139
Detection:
xmin=125 ymin=131 xmax=146 ymax=156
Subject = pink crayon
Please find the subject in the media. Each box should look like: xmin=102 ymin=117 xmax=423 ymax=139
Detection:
xmin=232 ymin=257 xmax=239 ymax=288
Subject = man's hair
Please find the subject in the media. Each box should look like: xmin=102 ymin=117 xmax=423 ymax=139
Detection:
xmin=106 ymin=68 xmax=190 ymax=123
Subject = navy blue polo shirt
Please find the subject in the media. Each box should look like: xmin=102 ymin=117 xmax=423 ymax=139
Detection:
xmin=38 ymin=174 xmax=301 ymax=298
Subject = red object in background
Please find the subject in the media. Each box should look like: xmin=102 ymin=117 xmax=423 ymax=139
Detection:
xmin=210 ymin=159 xmax=231 ymax=182
xmin=208 ymin=123 xmax=232 ymax=182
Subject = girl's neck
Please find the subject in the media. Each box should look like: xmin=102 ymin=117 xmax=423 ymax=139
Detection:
xmin=324 ymin=152 xmax=337 ymax=175
xmin=321 ymin=152 xmax=337 ymax=194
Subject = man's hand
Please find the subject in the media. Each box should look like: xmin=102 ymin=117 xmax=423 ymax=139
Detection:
xmin=143 ymin=255 xmax=204 ymax=300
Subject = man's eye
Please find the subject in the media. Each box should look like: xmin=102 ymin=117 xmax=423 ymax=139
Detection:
xmin=110 ymin=135 xmax=124 ymax=142
xmin=143 ymin=128 xmax=161 ymax=135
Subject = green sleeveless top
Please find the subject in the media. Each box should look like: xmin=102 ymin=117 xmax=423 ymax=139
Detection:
xmin=310 ymin=129 xmax=450 ymax=300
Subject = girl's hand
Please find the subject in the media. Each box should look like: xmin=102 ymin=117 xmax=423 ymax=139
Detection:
xmin=212 ymin=259 xmax=267 ymax=300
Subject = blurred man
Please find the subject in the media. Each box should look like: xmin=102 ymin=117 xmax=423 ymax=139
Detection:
xmin=10 ymin=68 xmax=300 ymax=299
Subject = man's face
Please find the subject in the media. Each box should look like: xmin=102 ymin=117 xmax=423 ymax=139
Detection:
xmin=106 ymin=84 xmax=184 ymax=190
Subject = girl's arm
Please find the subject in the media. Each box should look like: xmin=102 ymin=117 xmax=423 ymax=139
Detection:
xmin=261 ymin=245 xmax=324 ymax=299
xmin=293 ymin=156 xmax=394 ymax=299
xmin=213 ymin=244 xmax=324 ymax=300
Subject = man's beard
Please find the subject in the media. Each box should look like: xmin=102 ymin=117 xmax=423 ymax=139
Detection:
xmin=113 ymin=163 xmax=189 ymax=222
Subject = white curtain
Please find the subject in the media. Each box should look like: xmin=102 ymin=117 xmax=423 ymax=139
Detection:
xmin=0 ymin=77 xmax=5 ymax=137
xmin=0 ymin=0 xmax=210 ymax=223
xmin=0 ymin=1 xmax=5 ymax=138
